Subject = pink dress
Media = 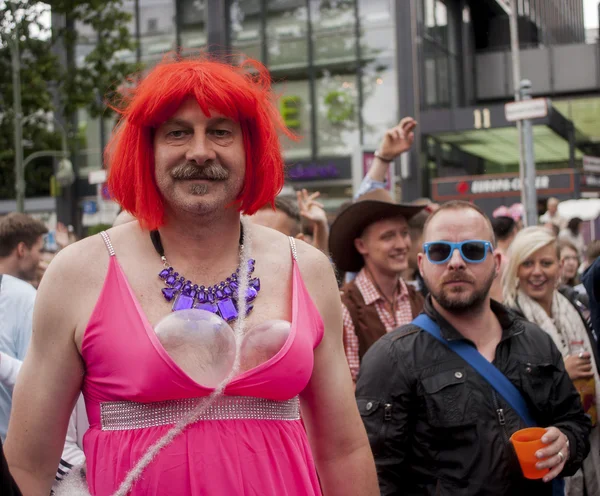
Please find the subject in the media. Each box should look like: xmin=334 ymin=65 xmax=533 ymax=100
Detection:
xmin=81 ymin=233 xmax=324 ymax=495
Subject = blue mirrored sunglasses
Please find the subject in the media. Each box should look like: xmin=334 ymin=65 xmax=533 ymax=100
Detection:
xmin=423 ymin=240 xmax=493 ymax=264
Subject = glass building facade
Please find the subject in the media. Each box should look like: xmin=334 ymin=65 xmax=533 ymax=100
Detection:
xmin=71 ymin=0 xmax=592 ymax=212
xmin=73 ymin=0 xmax=401 ymax=208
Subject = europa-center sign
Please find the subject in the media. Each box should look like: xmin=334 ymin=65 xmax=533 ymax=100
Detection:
xmin=431 ymin=169 xmax=596 ymax=201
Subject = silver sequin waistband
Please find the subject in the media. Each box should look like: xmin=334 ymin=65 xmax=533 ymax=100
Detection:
xmin=100 ymin=395 xmax=301 ymax=431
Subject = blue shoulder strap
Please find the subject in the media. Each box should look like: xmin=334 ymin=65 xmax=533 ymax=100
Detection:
xmin=413 ymin=314 xmax=536 ymax=427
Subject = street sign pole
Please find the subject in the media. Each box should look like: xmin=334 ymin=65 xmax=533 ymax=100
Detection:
xmin=519 ymin=80 xmax=538 ymax=227
xmin=508 ymin=0 xmax=528 ymax=222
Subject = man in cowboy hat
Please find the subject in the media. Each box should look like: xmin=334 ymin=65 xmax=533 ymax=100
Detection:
xmin=329 ymin=189 xmax=426 ymax=381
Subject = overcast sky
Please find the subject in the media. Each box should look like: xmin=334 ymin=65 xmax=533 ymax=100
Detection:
xmin=586 ymin=0 xmax=599 ymax=28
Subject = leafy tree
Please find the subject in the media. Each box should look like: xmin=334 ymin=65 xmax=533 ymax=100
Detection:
xmin=0 ymin=0 xmax=139 ymax=200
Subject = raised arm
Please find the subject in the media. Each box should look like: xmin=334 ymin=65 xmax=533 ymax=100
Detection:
xmin=297 ymin=243 xmax=379 ymax=496
xmin=4 ymin=246 xmax=87 ymax=495
xmin=355 ymin=117 xmax=417 ymax=199
xmin=296 ymin=189 xmax=330 ymax=254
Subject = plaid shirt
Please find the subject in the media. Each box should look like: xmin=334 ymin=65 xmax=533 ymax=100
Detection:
xmin=342 ymin=269 xmax=414 ymax=381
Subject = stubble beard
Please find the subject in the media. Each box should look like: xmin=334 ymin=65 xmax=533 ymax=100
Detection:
xmin=427 ymin=270 xmax=496 ymax=315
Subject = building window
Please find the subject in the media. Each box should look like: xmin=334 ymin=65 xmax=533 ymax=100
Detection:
xmin=419 ymin=0 xmax=460 ymax=110
xmin=230 ymin=0 xmax=263 ymax=63
xmin=179 ymin=0 xmax=207 ymax=52
xmin=266 ymin=0 xmax=309 ymax=72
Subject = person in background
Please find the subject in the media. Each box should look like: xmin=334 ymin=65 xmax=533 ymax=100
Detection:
xmin=509 ymin=203 xmax=525 ymax=229
xmin=402 ymin=206 xmax=433 ymax=297
xmin=29 ymin=250 xmax=57 ymax=289
xmin=559 ymin=218 xmax=585 ymax=258
xmin=251 ymin=191 xmax=330 ymax=254
xmin=250 ymin=195 xmax=302 ymax=237
xmin=576 ymin=242 xmax=600 ymax=301
xmin=583 ymin=255 xmax=600 ymax=359
xmin=503 ymin=226 xmax=600 ymax=496
xmin=489 ymin=215 xmax=519 ymax=302
xmin=540 ymin=197 xmax=567 ymax=230
xmin=296 ymin=189 xmax=329 ymax=254
xmin=0 ymin=214 xmax=87 ymax=488
xmin=582 ymin=241 xmax=600 ymax=274
xmin=329 ymin=189 xmax=425 ymax=382
xmin=561 ymin=241 xmax=583 ymax=289
xmin=559 ymin=241 xmax=590 ymax=312
xmin=545 ymin=223 xmax=561 ymax=238
xmin=340 ymin=117 xmax=420 ymax=287
xmin=357 ymin=201 xmax=591 ymax=495
xmin=0 ymin=213 xmax=47 ymax=441
xmin=0 ymin=213 xmax=47 ymax=286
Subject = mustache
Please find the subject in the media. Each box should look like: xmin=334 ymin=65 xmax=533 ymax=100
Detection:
xmin=442 ymin=273 xmax=475 ymax=284
xmin=170 ymin=162 xmax=229 ymax=181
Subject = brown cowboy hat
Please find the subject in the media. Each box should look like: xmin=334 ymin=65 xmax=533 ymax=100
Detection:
xmin=329 ymin=189 xmax=425 ymax=272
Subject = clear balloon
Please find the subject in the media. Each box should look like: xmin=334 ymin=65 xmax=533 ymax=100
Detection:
xmin=154 ymin=310 xmax=236 ymax=388
xmin=239 ymin=320 xmax=292 ymax=373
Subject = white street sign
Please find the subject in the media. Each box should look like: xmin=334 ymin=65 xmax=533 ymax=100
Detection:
xmin=583 ymin=155 xmax=600 ymax=173
xmin=504 ymin=98 xmax=549 ymax=122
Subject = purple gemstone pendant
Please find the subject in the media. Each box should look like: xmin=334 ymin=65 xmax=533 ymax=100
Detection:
xmin=173 ymin=292 xmax=195 ymax=311
xmin=162 ymin=287 xmax=178 ymax=301
xmin=217 ymin=298 xmax=238 ymax=322
xmin=246 ymin=287 xmax=258 ymax=302
xmin=159 ymin=267 xmax=172 ymax=279
xmin=157 ymin=258 xmax=261 ymax=320
xmin=194 ymin=301 xmax=219 ymax=314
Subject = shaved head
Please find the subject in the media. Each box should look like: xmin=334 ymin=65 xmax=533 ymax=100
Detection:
xmin=423 ymin=201 xmax=495 ymax=246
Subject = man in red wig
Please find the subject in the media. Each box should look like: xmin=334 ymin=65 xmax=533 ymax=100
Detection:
xmin=5 ymin=56 xmax=378 ymax=496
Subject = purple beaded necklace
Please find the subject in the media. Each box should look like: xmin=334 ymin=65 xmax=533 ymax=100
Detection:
xmin=151 ymin=225 xmax=260 ymax=322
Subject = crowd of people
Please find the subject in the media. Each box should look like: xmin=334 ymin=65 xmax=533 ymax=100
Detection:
xmin=0 ymin=55 xmax=599 ymax=496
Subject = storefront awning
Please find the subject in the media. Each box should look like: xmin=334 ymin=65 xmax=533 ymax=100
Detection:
xmin=434 ymin=125 xmax=584 ymax=167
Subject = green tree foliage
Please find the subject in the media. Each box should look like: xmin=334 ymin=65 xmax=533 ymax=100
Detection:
xmin=0 ymin=0 xmax=139 ymax=199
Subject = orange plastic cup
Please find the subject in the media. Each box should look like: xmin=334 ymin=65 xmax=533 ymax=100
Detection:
xmin=510 ymin=427 xmax=550 ymax=479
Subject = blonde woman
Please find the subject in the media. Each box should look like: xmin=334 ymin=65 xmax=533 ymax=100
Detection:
xmin=503 ymin=226 xmax=600 ymax=496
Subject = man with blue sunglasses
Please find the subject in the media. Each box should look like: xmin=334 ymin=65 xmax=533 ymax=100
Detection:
xmin=356 ymin=200 xmax=591 ymax=495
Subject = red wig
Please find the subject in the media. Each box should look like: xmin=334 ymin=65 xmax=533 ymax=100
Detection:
xmin=106 ymin=54 xmax=295 ymax=230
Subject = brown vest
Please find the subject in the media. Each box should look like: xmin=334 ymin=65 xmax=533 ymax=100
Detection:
xmin=341 ymin=279 xmax=424 ymax=360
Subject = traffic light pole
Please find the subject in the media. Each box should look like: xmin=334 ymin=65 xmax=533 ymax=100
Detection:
xmin=10 ymin=7 xmax=25 ymax=213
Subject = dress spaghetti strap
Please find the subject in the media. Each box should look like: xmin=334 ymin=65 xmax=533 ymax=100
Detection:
xmin=99 ymin=231 xmax=116 ymax=257
xmin=288 ymin=237 xmax=298 ymax=262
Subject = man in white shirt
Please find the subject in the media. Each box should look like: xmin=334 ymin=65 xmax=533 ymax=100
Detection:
xmin=539 ymin=197 xmax=567 ymax=230
xmin=0 ymin=214 xmax=88 ymax=487
xmin=0 ymin=213 xmax=47 ymax=440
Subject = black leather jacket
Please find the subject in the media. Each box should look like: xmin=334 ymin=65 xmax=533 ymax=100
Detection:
xmin=356 ymin=297 xmax=591 ymax=496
